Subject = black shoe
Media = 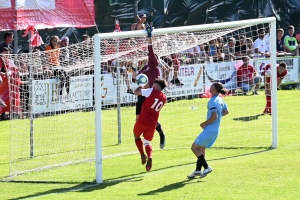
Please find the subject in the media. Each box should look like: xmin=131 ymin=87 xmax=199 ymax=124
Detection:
xmin=1 ymin=114 xmax=9 ymax=121
xmin=146 ymin=158 xmax=152 ymax=171
xmin=170 ymin=78 xmax=184 ymax=86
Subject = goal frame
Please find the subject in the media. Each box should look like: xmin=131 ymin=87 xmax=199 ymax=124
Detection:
xmin=94 ymin=17 xmax=277 ymax=183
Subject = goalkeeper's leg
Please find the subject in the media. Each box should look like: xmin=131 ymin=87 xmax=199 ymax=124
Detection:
xmin=156 ymin=122 xmax=166 ymax=149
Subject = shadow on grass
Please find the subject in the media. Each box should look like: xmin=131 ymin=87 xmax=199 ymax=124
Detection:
xmin=233 ymin=113 xmax=266 ymax=122
xmin=7 ymin=176 xmax=141 ymax=200
xmin=138 ymin=179 xmax=201 ymax=196
xmin=5 ymin=147 xmax=274 ymax=199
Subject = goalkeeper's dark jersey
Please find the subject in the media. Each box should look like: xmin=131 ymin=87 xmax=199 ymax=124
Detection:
xmin=137 ymin=45 xmax=160 ymax=87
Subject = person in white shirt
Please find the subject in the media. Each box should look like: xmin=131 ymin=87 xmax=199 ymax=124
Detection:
xmin=253 ymin=28 xmax=270 ymax=58
xmin=264 ymin=26 xmax=270 ymax=51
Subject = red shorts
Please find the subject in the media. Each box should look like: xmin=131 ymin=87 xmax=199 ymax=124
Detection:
xmin=133 ymin=121 xmax=155 ymax=141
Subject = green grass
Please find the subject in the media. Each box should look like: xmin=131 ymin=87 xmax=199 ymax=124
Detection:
xmin=1 ymin=90 xmax=300 ymax=199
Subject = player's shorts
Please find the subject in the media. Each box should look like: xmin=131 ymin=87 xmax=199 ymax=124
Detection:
xmin=133 ymin=121 xmax=156 ymax=141
xmin=136 ymin=95 xmax=146 ymax=115
xmin=194 ymin=129 xmax=218 ymax=148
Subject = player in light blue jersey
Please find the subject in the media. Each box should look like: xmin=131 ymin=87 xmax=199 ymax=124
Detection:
xmin=188 ymin=82 xmax=229 ymax=179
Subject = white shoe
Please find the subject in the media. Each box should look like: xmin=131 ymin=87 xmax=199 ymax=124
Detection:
xmin=67 ymin=94 xmax=75 ymax=103
xmin=187 ymin=170 xmax=202 ymax=178
xmin=60 ymin=95 xmax=65 ymax=104
xmin=201 ymin=166 xmax=212 ymax=178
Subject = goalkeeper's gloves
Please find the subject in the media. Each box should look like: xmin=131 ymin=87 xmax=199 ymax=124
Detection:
xmin=145 ymin=22 xmax=154 ymax=38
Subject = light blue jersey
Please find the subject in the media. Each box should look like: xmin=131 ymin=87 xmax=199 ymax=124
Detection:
xmin=194 ymin=95 xmax=228 ymax=148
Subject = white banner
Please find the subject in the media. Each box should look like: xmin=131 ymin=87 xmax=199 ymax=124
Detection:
xmin=167 ymin=64 xmax=205 ymax=98
xmin=0 ymin=0 xmax=11 ymax=8
xmin=101 ymin=64 xmax=205 ymax=105
xmin=254 ymin=57 xmax=299 ymax=85
xmin=32 ymin=75 xmax=93 ymax=113
xmin=17 ymin=0 xmax=55 ymax=10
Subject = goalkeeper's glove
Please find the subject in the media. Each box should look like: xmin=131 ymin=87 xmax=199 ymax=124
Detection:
xmin=145 ymin=22 xmax=154 ymax=38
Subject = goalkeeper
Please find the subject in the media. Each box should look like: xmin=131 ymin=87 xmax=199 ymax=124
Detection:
xmin=133 ymin=22 xmax=166 ymax=149
xmin=263 ymin=62 xmax=287 ymax=114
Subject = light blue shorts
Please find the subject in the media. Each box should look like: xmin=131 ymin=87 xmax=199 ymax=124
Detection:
xmin=194 ymin=130 xmax=218 ymax=148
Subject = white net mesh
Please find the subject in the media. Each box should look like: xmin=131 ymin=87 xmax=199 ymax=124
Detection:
xmin=2 ymin=21 xmax=274 ymax=182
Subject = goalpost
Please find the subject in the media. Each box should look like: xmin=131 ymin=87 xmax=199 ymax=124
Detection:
xmin=94 ymin=17 xmax=277 ymax=183
xmin=4 ymin=17 xmax=276 ymax=183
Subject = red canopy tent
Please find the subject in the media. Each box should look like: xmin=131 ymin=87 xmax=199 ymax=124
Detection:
xmin=0 ymin=0 xmax=95 ymax=30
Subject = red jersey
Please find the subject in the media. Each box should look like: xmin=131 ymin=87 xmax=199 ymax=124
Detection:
xmin=137 ymin=88 xmax=167 ymax=128
xmin=236 ymin=65 xmax=255 ymax=85
xmin=264 ymin=64 xmax=288 ymax=83
xmin=137 ymin=45 xmax=160 ymax=87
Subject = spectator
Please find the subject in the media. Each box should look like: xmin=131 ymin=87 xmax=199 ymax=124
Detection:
xmin=0 ymin=47 xmax=22 ymax=119
xmin=0 ymin=48 xmax=10 ymax=119
xmin=235 ymin=35 xmax=247 ymax=57
xmin=205 ymin=39 xmax=224 ymax=62
xmin=237 ymin=56 xmax=260 ymax=95
xmin=0 ymin=32 xmax=14 ymax=53
xmin=170 ymin=53 xmax=184 ymax=85
xmin=264 ymin=26 xmax=271 ymax=51
xmin=253 ymin=28 xmax=270 ymax=58
xmin=82 ymin=34 xmax=90 ymax=41
xmin=276 ymin=28 xmax=285 ymax=54
xmin=131 ymin=13 xmax=147 ymax=31
xmin=81 ymin=34 xmax=93 ymax=62
xmin=246 ymin=38 xmax=253 ymax=56
xmin=195 ymin=43 xmax=209 ymax=62
xmin=296 ymin=23 xmax=300 ymax=44
xmin=217 ymin=37 xmax=224 ymax=50
xmin=45 ymin=36 xmax=72 ymax=103
xmin=45 ymin=36 xmax=60 ymax=66
xmin=60 ymin=36 xmax=70 ymax=65
xmin=223 ymin=37 xmax=236 ymax=60
xmin=283 ymin=25 xmax=300 ymax=53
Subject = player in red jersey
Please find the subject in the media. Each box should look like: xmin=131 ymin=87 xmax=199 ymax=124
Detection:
xmin=134 ymin=23 xmax=167 ymax=149
xmin=263 ymin=62 xmax=287 ymax=114
xmin=133 ymin=78 xmax=167 ymax=171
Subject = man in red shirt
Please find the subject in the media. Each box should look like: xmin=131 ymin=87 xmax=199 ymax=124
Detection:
xmin=133 ymin=78 xmax=167 ymax=171
xmin=237 ymin=56 xmax=260 ymax=95
xmin=263 ymin=62 xmax=287 ymax=114
xmin=134 ymin=23 xmax=166 ymax=150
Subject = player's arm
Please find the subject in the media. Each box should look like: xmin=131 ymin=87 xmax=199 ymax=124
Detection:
xmin=146 ymin=23 xmax=159 ymax=67
xmin=200 ymin=112 xmax=217 ymax=129
xmin=222 ymin=103 xmax=229 ymax=116
xmin=134 ymin=87 xmax=152 ymax=97
xmin=134 ymin=86 xmax=144 ymax=96
xmin=222 ymin=109 xmax=229 ymax=116
xmin=277 ymin=78 xmax=283 ymax=88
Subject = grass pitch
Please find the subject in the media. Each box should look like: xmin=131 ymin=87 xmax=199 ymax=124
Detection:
xmin=0 ymin=90 xmax=300 ymax=199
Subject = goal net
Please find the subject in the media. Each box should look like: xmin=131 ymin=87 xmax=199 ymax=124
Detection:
xmin=3 ymin=17 xmax=276 ymax=183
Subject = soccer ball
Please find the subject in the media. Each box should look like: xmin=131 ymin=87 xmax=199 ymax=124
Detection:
xmin=136 ymin=74 xmax=149 ymax=87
